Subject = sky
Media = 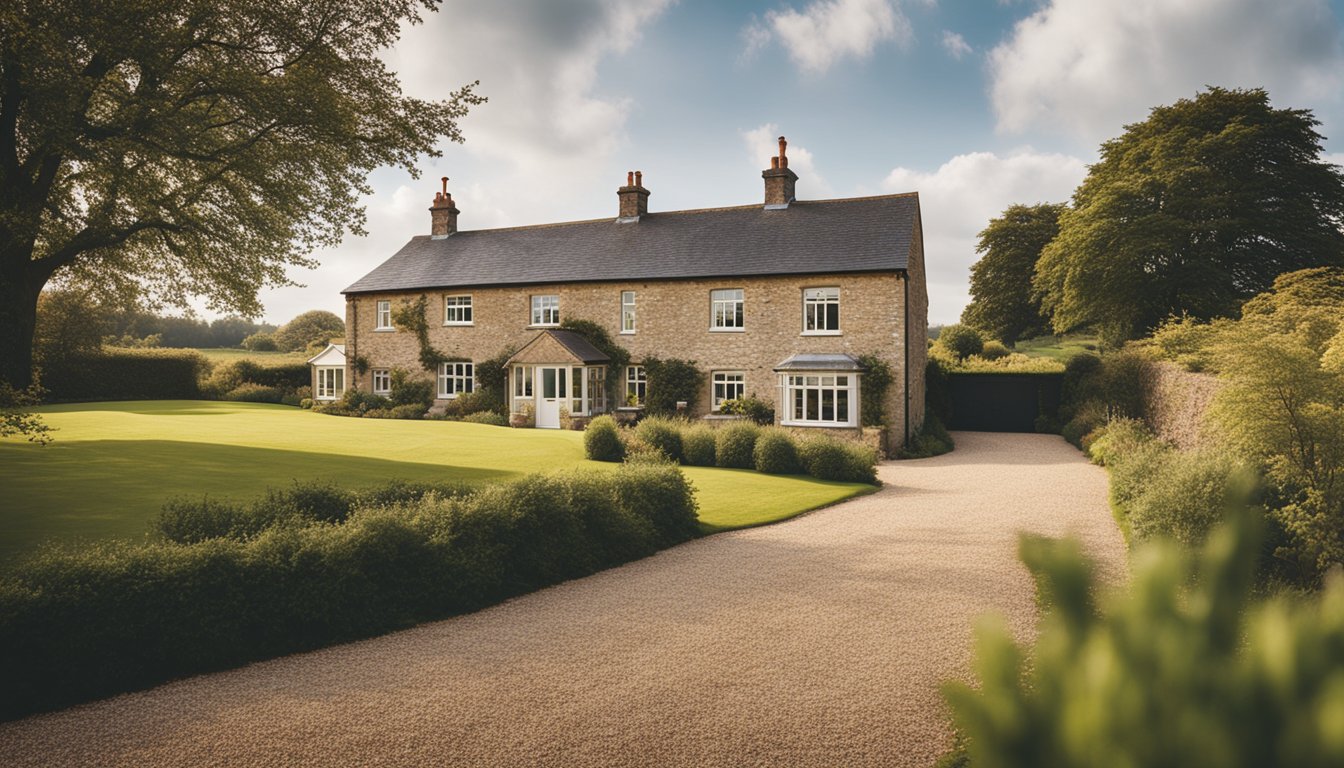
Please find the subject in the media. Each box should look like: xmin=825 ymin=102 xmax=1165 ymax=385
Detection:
xmin=253 ymin=0 xmax=1344 ymax=327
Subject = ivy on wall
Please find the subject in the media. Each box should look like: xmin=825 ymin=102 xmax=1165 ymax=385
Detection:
xmin=391 ymin=295 xmax=467 ymax=372
xmin=856 ymin=353 xmax=893 ymax=428
xmin=559 ymin=318 xmax=630 ymax=387
xmin=643 ymin=357 xmax=705 ymax=416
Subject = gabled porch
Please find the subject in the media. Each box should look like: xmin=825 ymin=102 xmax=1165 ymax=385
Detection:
xmin=505 ymin=330 xmax=610 ymax=429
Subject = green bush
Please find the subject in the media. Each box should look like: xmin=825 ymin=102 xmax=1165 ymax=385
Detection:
xmin=1129 ymin=449 xmax=1247 ymax=546
xmin=937 ymin=324 xmax=984 ymax=361
xmin=857 ymin=353 xmax=894 ymax=427
xmin=241 ymin=331 xmax=278 ymax=351
xmin=389 ymin=369 xmax=434 ymax=407
xmin=642 ymin=357 xmax=705 ymax=416
xmin=1086 ymin=417 xmax=1154 ymax=467
xmin=798 ymin=436 xmax=878 ymax=483
xmin=925 ymin=358 xmax=953 ymax=425
xmin=390 ymin=403 xmax=427 ymax=420
xmin=754 ymin=428 xmax=802 ymax=474
xmin=0 ymin=465 xmax=698 ymax=719
xmin=299 ymin=397 xmax=314 ymax=410
xmin=461 ymin=410 xmax=506 ymax=426
xmin=715 ymin=421 xmax=760 ymax=469
xmin=635 ymin=416 xmax=684 ymax=463
xmin=944 ymin=512 xmax=1344 ymax=768
xmin=584 ymin=415 xmax=625 ymax=462
xmin=718 ymin=395 xmax=775 ymax=425
xmin=898 ymin=414 xmax=955 ymax=459
xmin=224 ymin=383 xmax=285 ymax=403
xmin=681 ymin=425 xmax=717 ymax=467
xmin=40 ymin=349 xmax=208 ymax=402
xmin=980 ymin=340 xmax=1010 ymax=360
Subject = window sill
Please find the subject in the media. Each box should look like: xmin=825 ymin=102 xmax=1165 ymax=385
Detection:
xmin=443 ymin=322 xmax=474 ymax=327
xmin=372 ymin=327 xmax=395 ymax=332
xmin=616 ymin=405 xmax=645 ymax=412
xmin=619 ymin=331 xmax=635 ymax=336
xmin=709 ymin=327 xmax=745 ymax=333
xmin=801 ymin=330 xmax=842 ymax=336
xmin=781 ymin=421 xmax=858 ymax=429
xmin=527 ymin=324 xmax=560 ymax=330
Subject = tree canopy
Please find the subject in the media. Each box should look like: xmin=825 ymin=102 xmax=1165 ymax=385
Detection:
xmin=0 ymin=0 xmax=484 ymax=386
xmin=1033 ymin=87 xmax=1344 ymax=347
xmin=274 ymin=309 xmax=344 ymax=353
xmin=961 ymin=203 xmax=1063 ymax=344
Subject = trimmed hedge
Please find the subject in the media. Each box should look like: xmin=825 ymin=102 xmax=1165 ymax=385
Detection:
xmin=635 ymin=416 xmax=684 ymax=463
xmin=40 ymin=349 xmax=208 ymax=402
xmin=0 ymin=466 xmax=699 ymax=720
xmin=798 ymin=436 xmax=878 ymax=483
xmin=754 ymin=428 xmax=802 ymax=474
xmin=681 ymin=425 xmax=717 ymax=467
xmin=584 ymin=415 xmax=625 ymax=462
xmin=715 ymin=422 xmax=760 ymax=469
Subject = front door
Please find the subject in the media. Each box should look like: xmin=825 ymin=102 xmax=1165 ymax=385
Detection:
xmin=536 ymin=366 xmax=567 ymax=429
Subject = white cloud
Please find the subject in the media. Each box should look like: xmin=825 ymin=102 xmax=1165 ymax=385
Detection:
xmin=940 ymin=30 xmax=971 ymax=60
xmin=989 ymin=0 xmax=1344 ymax=144
xmin=881 ymin=150 xmax=1088 ymax=323
xmin=746 ymin=0 xmax=912 ymax=74
xmin=743 ymin=124 xmax=836 ymax=199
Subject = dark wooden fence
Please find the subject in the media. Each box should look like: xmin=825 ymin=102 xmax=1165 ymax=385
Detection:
xmin=947 ymin=372 xmax=1063 ymax=432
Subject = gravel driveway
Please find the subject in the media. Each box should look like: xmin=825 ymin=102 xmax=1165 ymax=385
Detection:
xmin=0 ymin=431 xmax=1125 ymax=767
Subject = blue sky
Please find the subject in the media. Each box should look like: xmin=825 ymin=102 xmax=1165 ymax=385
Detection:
xmin=257 ymin=0 xmax=1344 ymax=327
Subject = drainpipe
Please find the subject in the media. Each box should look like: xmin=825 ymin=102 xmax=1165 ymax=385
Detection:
xmin=903 ymin=272 xmax=910 ymax=449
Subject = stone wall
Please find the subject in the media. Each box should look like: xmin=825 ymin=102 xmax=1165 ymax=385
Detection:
xmin=345 ymin=270 xmax=919 ymax=431
xmin=1142 ymin=361 xmax=1222 ymax=450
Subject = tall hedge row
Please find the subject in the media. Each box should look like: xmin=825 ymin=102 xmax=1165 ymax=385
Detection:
xmin=0 ymin=465 xmax=699 ymax=720
xmin=40 ymin=349 xmax=209 ymax=402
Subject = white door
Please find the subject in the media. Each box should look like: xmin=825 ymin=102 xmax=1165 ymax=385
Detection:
xmin=536 ymin=366 xmax=566 ymax=429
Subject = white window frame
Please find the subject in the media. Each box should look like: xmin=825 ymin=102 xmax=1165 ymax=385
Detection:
xmin=803 ymin=287 xmax=841 ymax=335
xmin=437 ymin=362 xmax=475 ymax=399
xmin=375 ymin=300 xmax=393 ymax=331
xmin=444 ymin=294 xmax=473 ymax=326
xmin=531 ymin=294 xmax=560 ymax=327
xmin=371 ymin=368 xmax=391 ymax=396
xmin=779 ymin=372 xmax=859 ymax=428
xmin=710 ymin=288 xmax=744 ymax=331
xmin=315 ymin=367 xmax=345 ymax=400
xmin=621 ymin=290 xmax=637 ymax=334
xmin=625 ymin=365 xmax=646 ymax=407
xmin=513 ymin=365 xmax=534 ymax=399
xmin=712 ymin=371 xmax=746 ymax=411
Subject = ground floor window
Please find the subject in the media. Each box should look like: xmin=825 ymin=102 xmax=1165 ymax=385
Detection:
xmin=372 ymin=368 xmax=391 ymax=396
xmin=513 ymin=365 xmax=534 ymax=400
xmin=315 ymin=367 xmax=345 ymax=400
xmin=780 ymin=372 xmax=858 ymax=427
xmin=712 ymin=371 xmax=745 ymax=411
xmin=625 ymin=365 xmax=646 ymax=407
xmin=438 ymin=362 xmax=474 ymax=398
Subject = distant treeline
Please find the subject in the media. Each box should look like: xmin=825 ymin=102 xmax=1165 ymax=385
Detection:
xmin=102 ymin=310 xmax=276 ymax=349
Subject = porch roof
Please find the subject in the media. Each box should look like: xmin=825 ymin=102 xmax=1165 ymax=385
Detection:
xmin=506 ymin=330 xmax=610 ymax=366
xmin=773 ymin=353 xmax=862 ymax=372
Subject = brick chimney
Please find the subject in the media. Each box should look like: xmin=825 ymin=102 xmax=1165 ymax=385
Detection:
xmin=430 ymin=176 xmax=459 ymax=237
xmin=616 ymin=170 xmax=650 ymax=222
xmin=762 ymin=136 xmax=798 ymax=209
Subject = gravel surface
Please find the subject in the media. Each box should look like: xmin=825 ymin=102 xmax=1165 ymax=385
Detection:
xmin=0 ymin=431 xmax=1126 ymax=767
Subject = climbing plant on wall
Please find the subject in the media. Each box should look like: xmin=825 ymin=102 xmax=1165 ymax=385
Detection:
xmin=391 ymin=295 xmax=466 ymax=372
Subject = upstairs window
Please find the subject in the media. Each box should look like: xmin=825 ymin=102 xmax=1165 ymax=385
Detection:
xmin=711 ymin=288 xmax=744 ymax=330
xmin=625 ymin=365 xmax=646 ymax=407
xmin=803 ymin=287 xmax=840 ymax=334
xmin=372 ymin=368 xmax=391 ymax=396
xmin=531 ymin=295 xmax=560 ymax=326
xmin=712 ymin=371 xmax=745 ymax=411
xmin=444 ymin=295 xmax=473 ymax=325
xmin=438 ymin=362 xmax=474 ymax=398
xmin=375 ymin=300 xmax=392 ymax=330
xmin=621 ymin=291 xmax=637 ymax=334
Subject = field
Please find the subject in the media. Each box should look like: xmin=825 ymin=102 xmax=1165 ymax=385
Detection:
xmin=193 ymin=347 xmax=311 ymax=366
xmin=1013 ymin=333 xmax=1101 ymax=361
xmin=0 ymin=401 xmax=872 ymax=559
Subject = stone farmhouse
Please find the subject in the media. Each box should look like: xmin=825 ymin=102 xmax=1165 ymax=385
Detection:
xmin=323 ymin=137 xmax=928 ymax=447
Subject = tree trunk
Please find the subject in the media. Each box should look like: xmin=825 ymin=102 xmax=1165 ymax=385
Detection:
xmin=0 ymin=256 xmax=43 ymax=389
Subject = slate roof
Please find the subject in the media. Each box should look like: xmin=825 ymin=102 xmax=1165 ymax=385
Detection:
xmin=773 ymin=353 xmax=862 ymax=372
xmin=544 ymin=330 xmax=610 ymax=364
xmin=342 ymin=194 xmax=918 ymax=294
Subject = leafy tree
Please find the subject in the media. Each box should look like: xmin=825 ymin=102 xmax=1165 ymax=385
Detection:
xmin=945 ymin=512 xmax=1344 ymax=768
xmin=0 ymin=0 xmax=484 ymax=387
xmin=273 ymin=309 xmax=344 ymax=353
xmin=961 ymin=203 xmax=1063 ymax=343
xmin=937 ymin=324 xmax=984 ymax=361
xmin=33 ymin=288 xmax=105 ymax=362
xmin=1034 ymin=88 xmax=1344 ymax=347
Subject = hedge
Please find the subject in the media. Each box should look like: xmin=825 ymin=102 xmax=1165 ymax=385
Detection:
xmin=0 ymin=465 xmax=699 ymax=720
xmin=40 ymin=349 xmax=209 ymax=402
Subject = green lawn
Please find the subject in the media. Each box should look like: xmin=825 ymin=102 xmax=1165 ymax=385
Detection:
xmin=194 ymin=347 xmax=311 ymax=366
xmin=1014 ymin=333 xmax=1102 ymax=361
xmin=0 ymin=401 xmax=871 ymax=559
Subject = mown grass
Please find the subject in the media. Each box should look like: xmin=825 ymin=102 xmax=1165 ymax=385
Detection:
xmin=193 ymin=347 xmax=311 ymax=366
xmin=0 ymin=401 xmax=870 ymax=558
xmin=1014 ymin=333 xmax=1102 ymax=361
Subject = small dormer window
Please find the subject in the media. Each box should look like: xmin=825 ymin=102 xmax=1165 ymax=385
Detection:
xmin=375 ymin=300 xmax=392 ymax=330
xmin=531 ymin=295 xmax=559 ymax=326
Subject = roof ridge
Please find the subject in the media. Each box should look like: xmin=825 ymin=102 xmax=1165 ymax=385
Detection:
xmin=409 ymin=192 xmax=919 ymax=238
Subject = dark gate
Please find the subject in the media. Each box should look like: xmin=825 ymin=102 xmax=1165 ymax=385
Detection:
xmin=947 ymin=373 xmax=1062 ymax=432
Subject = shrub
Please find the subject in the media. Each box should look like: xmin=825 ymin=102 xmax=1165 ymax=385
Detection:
xmin=389 ymin=369 xmax=434 ymax=407
xmin=155 ymin=498 xmax=251 ymax=544
xmin=635 ymin=416 xmax=684 ymax=463
xmin=241 ymin=331 xmax=278 ymax=351
xmin=584 ymin=415 xmax=625 ymax=462
xmin=944 ymin=513 xmax=1344 ymax=768
xmin=715 ymin=421 xmax=760 ymax=469
xmin=925 ymin=358 xmax=953 ymax=425
xmin=798 ymin=436 xmax=878 ymax=483
xmin=224 ymin=383 xmax=284 ymax=403
xmin=2 ymin=466 xmax=700 ymax=719
xmin=1129 ymin=449 xmax=1248 ymax=546
xmin=462 ymin=410 xmax=507 ymax=426
xmin=299 ymin=398 xmax=314 ymax=410
xmin=937 ymin=324 xmax=984 ymax=360
xmin=719 ymin=395 xmax=775 ymax=425
xmin=980 ymin=340 xmax=1010 ymax=360
xmin=681 ymin=425 xmax=717 ymax=467
xmin=898 ymin=414 xmax=954 ymax=459
xmin=1086 ymin=417 xmax=1154 ymax=467
xmin=754 ymin=428 xmax=802 ymax=474
xmin=273 ymin=309 xmax=344 ymax=352
xmin=337 ymin=388 xmax=391 ymax=415
xmin=40 ymin=349 xmax=208 ymax=402
xmin=642 ymin=357 xmax=705 ymax=416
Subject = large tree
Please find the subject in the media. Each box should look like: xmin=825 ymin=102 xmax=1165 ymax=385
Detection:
xmin=0 ymin=0 xmax=483 ymax=387
xmin=1033 ymin=87 xmax=1344 ymax=347
xmin=961 ymin=202 xmax=1064 ymax=344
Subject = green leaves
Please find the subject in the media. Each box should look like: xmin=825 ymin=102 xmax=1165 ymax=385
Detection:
xmin=961 ymin=203 xmax=1063 ymax=344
